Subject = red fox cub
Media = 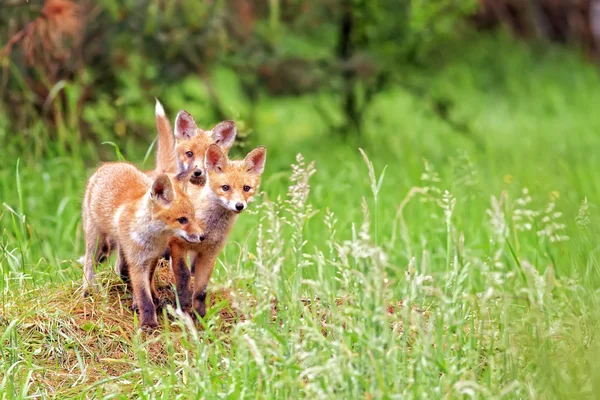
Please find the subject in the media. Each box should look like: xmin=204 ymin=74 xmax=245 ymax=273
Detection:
xmin=87 ymin=101 xmax=233 ymax=265
xmin=150 ymin=101 xmax=239 ymax=311
xmin=154 ymin=100 xmax=237 ymax=181
xmin=86 ymin=101 xmax=237 ymax=297
xmin=81 ymin=162 xmax=205 ymax=328
xmin=168 ymin=144 xmax=267 ymax=318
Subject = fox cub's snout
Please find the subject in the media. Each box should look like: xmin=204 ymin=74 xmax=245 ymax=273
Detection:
xmin=152 ymin=175 xmax=206 ymax=243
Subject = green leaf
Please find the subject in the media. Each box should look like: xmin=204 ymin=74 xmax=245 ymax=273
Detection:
xmin=102 ymin=141 xmax=126 ymax=161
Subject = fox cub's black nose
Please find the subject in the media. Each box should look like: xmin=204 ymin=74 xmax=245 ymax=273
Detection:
xmin=235 ymin=203 xmax=244 ymax=211
xmin=188 ymin=233 xmax=205 ymax=243
xmin=193 ymin=170 xmax=202 ymax=177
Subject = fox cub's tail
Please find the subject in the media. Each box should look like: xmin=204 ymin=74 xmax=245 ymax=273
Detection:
xmin=155 ymin=99 xmax=177 ymax=174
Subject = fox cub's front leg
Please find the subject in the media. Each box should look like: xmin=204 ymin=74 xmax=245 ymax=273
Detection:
xmin=169 ymin=242 xmax=192 ymax=310
xmin=191 ymin=252 xmax=218 ymax=318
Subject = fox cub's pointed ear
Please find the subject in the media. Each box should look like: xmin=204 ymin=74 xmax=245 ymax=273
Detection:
xmin=174 ymin=111 xmax=198 ymax=140
xmin=205 ymin=144 xmax=227 ymax=172
xmin=245 ymin=146 xmax=267 ymax=175
xmin=151 ymin=174 xmax=175 ymax=205
xmin=211 ymin=121 xmax=236 ymax=150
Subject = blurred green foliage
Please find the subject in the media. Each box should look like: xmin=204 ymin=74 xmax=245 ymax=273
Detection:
xmin=0 ymin=0 xmax=477 ymax=154
xmin=3 ymin=2 xmax=600 ymax=396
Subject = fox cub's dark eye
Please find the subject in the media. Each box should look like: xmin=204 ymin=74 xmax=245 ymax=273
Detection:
xmin=221 ymin=185 xmax=230 ymax=192
xmin=243 ymin=185 xmax=251 ymax=192
xmin=177 ymin=217 xmax=189 ymax=224
xmin=185 ymin=151 xmax=193 ymax=158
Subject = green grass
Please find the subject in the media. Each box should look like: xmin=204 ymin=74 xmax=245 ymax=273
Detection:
xmin=1 ymin=34 xmax=600 ymax=398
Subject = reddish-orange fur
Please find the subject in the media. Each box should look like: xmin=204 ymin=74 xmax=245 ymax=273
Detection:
xmin=153 ymin=101 xmax=236 ymax=185
xmin=147 ymin=102 xmax=240 ymax=314
xmin=154 ymin=99 xmax=177 ymax=174
xmin=168 ymin=144 xmax=267 ymax=317
xmin=82 ymin=162 xmax=205 ymax=328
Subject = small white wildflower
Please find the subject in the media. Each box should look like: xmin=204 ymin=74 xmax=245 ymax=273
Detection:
xmin=487 ymin=194 xmax=508 ymax=245
xmin=519 ymin=260 xmax=547 ymax=307
xmin=441 ymin=190 xmax=456 ymax=226
xmin=515 ymin=188 xmax=532 ymax=206
xmin=420 ymin=159 xmax=443 ymax=201
xmin=415 ymin=274 xmax=433 ymax=286
xmin=513 ymin=187 xmax=538 ymax=232
xmin=536 ymin=192 xmax=569 ymax=243
xmin=576 ymin=197 xmax=590 ymax=227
